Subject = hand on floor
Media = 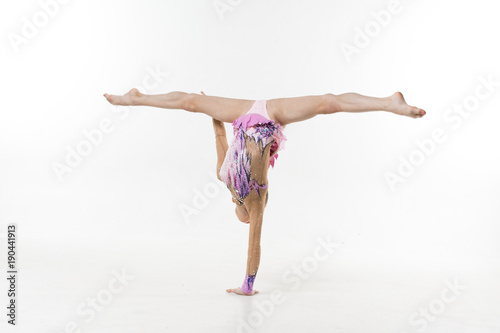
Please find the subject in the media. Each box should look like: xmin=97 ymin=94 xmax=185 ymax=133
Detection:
xmin=226 ymin=287 xmax=259 ymax=296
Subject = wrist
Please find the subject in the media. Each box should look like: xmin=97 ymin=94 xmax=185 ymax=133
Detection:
xmin=241 ymin=273 xmax=256 ymax=294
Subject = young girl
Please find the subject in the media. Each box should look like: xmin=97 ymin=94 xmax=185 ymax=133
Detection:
xmin=104 ymin=89 xmax=426 ymax=296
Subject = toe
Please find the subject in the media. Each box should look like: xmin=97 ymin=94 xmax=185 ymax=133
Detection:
xmin=411 ymin=107 xmax=421 ymax=118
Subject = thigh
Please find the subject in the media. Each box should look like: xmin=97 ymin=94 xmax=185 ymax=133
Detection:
xmin=192 ymin=93 xmax=256 ymax=123
xmin=267 ymin=94 xmax=327 ymax=126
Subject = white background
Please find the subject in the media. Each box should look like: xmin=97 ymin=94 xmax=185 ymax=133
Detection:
xmin=1 ymin=0 xmax=499 ymax=332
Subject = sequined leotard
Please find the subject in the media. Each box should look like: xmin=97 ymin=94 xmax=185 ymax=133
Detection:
xmin=219 ymin=100 xmax=287 ymax=204
xmin=219 ymin=100 xmax=286 ymax=294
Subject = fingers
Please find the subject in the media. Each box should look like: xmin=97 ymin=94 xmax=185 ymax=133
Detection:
xmin=226 ymin=287 xmax=259 ymax=295
xmin=226 ymin=288 xmax=243 ymax=295
xmin=226 ymin=287 xmax=240 ymax=293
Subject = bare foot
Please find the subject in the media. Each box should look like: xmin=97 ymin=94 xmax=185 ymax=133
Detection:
xmin=388 ymin=92 xmax=426 ymax=118
xmin=103 ymin=88 xmax=142 ymax=106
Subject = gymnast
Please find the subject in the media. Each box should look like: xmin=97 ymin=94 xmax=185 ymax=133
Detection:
xmin=103 ymin=89 xmax=426 ymax=296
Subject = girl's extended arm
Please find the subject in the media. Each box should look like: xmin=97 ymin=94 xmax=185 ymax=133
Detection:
xmin=226 ymin=138 xmax=271 ymax=296
xmin=241 ymin=191 xmax=266 ymax=294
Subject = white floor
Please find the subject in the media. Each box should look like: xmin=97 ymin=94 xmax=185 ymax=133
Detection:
xmin=3 ymin=233 xmax=499 ymax=333
xmin=2 ymin=0 xmax=500 ymax=332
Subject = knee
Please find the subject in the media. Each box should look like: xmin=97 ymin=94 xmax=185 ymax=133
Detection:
xmin=182 ymin=93 xmax=197 ymax=112
xmin=320 ymin=93 xmax=340 ymax=115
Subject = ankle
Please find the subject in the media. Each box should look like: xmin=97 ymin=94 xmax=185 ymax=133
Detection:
xmin=383 ymin=96 xmax=394 ymax=111
xmin=132 ymin=92 xmax=145 ymax=106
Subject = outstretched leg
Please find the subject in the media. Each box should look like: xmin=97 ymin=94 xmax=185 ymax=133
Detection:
xmin=268 ymin=91 xmax=426 ymax=126
xmin=104 ymin=88 xmax=255 ymax=123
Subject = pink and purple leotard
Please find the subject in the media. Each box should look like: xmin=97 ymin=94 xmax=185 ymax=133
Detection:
xmin=219 ymin=100 xmax=286 ymax=294
xmin=219 ymin=100 xmax=287 ymax=204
